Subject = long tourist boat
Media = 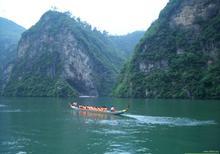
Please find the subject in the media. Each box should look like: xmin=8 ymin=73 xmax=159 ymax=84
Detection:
xmin=69 ymin=103 xmax=128 ymax=115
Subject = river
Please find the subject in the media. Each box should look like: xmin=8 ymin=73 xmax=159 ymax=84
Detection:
xmin=0 ymin=97 xmax=219 ymax=154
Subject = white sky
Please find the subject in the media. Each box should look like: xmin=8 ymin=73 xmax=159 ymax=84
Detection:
xmin=0 ymin=0 xmax=168 ymax=35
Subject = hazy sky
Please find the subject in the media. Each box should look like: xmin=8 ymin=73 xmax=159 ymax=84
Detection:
xmin=0 ymin=0 xmax=168 ymax=35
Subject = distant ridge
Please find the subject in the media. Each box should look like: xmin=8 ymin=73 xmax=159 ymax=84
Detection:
xmin=0 ymin=17 xmax=25 ymax=94
xmin=0 ymin=17 xmax=25 ymax=41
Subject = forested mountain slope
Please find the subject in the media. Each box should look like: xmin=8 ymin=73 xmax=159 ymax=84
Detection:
xmin=113 ymin=0 xmax=220 ymax=99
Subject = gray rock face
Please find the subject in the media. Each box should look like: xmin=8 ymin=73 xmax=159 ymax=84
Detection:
xmin=61 ymin=32 xmax=97 ymax=95
xmin=138 ymin=0 xmax=220 ymax=73
xmin=171 ymin=0 xmax=218 ymax=27
xmin=139 ymin=60 xmax=168 ymax=73
xmin=17 ymin=26 xmax=98 ymax=95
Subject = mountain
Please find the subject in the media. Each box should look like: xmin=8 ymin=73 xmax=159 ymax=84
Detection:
xmin=0 ymin=17 xmax=25 ymax=40
xmin=0 ymin=17 xmax=25 ymax=93
xmin=0 ymin=17 xmax=25 ymax=67
xmin=109 ymin=31 xmax=145 ymax=57
xmin=113 ymin=0 xmax=220 ymax=99
xmin=2 ymin=11 xmax=124 ymax=97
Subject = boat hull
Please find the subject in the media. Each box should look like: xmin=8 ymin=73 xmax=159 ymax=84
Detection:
xmin=70 ymin=104 xmax=127 ymax=115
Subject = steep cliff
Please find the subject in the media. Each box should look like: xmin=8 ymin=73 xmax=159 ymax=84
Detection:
xmin=2 ymin=11 xmax=123 ymax=97
xmin=0 ymin=17 xmax=25 ymax=94
xmin=113 ymin=0 xmax=220 ymax=99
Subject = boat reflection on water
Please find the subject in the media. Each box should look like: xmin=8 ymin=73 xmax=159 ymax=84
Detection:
xmin=72 ymin=110 xmax=116 ymax=120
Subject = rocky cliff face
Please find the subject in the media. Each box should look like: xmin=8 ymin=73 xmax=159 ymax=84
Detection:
xmin=2 ymin=11 xmax=123 ymax=97
xmin=113 ymin=0 xmax=220 ymax=99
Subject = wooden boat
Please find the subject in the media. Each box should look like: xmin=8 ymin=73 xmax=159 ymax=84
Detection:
xmin=69 ymin=103 xmax=128 ymax=115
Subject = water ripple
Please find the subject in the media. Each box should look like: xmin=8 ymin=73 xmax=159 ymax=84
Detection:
xmin=0 ymin=104 xmax=7 ymax=107
xmin=92 ymin=129 xmax=126 ymax=135
xmin=0 ymin=109 xmax=21 ymax=113
xmin=87 ymin=114 xmax=216 ymax=127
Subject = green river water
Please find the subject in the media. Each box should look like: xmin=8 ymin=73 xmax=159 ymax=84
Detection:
xmin=0 ymin=97 xmax=219 ymax=154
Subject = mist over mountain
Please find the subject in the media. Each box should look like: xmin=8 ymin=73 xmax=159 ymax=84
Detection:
xmin=110 ymin=31 xmax=145 ymax=57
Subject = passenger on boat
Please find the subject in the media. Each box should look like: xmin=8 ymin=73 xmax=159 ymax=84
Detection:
xmin=110 ymin=107 xmax=115 ymax=112
xmin=72 ymin=102 xmax=78 ymax=107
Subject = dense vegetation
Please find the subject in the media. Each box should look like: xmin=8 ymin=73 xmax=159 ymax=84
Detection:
xmin=3 ymin=76 xmax=77 ymax=97
xmin=113 ymin=0 xmax=220 ymax=99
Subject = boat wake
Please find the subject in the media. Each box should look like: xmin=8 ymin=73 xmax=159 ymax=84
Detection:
xmin=0 ymin=109 xmax=22 ymax=113
xmin=122 ymin=114 xmax=216 ymax=126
